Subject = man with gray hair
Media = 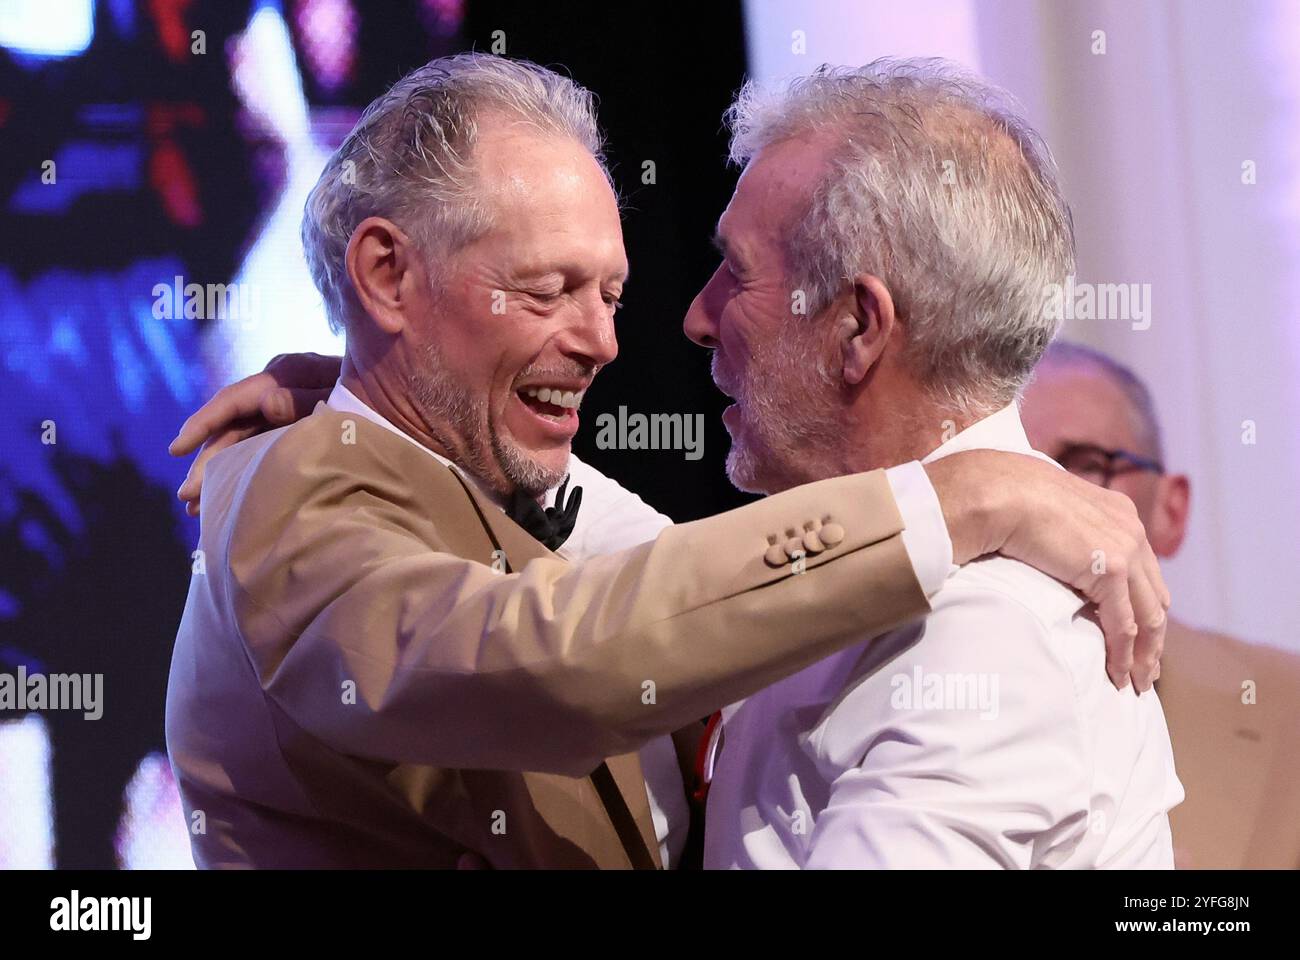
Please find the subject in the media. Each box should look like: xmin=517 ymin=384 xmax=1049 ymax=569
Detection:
xmin=169 ymin=54 xmax=1171 ymax=869
xmin=690 ymin=60 xmax=1182 ymax=867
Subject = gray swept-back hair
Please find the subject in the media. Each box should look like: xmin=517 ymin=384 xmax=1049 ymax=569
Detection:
xmin=726 ymin=58 xmax=1076 ymax=414
xmin=302 ymin=53 xmax=609 ymax=335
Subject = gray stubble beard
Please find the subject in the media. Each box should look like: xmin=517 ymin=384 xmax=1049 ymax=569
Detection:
xmin=409 ymin=339 xmax=567 ymax=499
xmin=718 ymin=323 xmax=842 ymax=495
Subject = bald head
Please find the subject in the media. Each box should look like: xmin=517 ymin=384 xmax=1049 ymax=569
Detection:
xmin=1022 ymin=341 xmax=1189 ymax=559
xmin=1028 ymin=341 xmax=1163 ymax=461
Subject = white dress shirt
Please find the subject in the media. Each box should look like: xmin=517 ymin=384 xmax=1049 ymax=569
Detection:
xmin=327 ymin=381 xmax=957 ymax=867
xmin=703 ymin=404 xmax=1185 ymax=869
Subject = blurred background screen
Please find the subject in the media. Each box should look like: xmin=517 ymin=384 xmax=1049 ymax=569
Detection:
xmin=0 ymin=0 xmax=465 ymax=869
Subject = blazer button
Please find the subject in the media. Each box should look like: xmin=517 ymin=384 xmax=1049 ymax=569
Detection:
xmin=764 ymin=543 xmax=788 ymax=567
xmin=784 ymin=537 xmax=805 ymax=559
xmin=819 ymin=522 xmax=845 ymax=547
xmin=802 ymin=529 xmax=824 ymax=554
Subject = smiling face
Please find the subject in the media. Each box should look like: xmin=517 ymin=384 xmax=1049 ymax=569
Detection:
xmin=406 ymin=121 xmax=627 ymax=496
xmin=682 ymin=137 xmax=843 ymax=494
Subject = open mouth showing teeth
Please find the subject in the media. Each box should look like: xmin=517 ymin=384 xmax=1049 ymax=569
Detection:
xmin=518 ymin=385 xmax=584 ymax=420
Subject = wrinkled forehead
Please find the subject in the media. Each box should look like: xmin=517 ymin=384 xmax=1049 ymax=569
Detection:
xmin=466 ymin=125 xmax=626 ymax=273
xmin=720 ymin=136 xmax=834 ymax=246
xmin=475 ymin=124 xmax=613 ymax=209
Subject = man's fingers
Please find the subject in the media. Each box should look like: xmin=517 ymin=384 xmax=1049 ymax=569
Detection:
xmin=969 ymin=456 xmax=1171 ymax=693
xmin=265 ymin=351 xmax=343 ymax=388
xmin=171 ymin=358 xmax=340 ymax=456
xmin=1092 ymin=556 xmax=1137 ymax=690
xmin=176 ymin=425 xmax=261 ymax=510
xmin=169 ymin=384 xmax=246 ymax=455
xmin=169 ymin=374 xmax=279 ymax=456
xmin=171 ymin=356 xmax=343 ymax=516
xmin=169 ymin=404 xmax=221 ymax=457
xmin=261 ymin=386 xmax=331 ymax=426
xmin=176 ymin=441 xmax=211 ymax=504
xmin=1126 ymin=553 xmax=1166 ymax=692
xmin=176 ymin=388 xmax=329 ymax=512
xmin=1088 ymin=529 xmax=1167 ymax=692
xmin=1077 ymin=486 xmax=1172 ymax=692
xmin=1111 ymin=506 xmax=1167 ymax=691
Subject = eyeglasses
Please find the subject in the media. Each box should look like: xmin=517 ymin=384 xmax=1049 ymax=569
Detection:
xmin=1053 ymin=442 xmax=1164 ymax=489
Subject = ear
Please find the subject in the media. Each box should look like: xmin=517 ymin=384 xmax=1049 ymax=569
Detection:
xmin=345 ymin=216 xmax=422 ymax=336
xmin=1148 ymin=472 xmax=1190 ymax=558
xmin=835 ymin=273 xmax=897 ymax=386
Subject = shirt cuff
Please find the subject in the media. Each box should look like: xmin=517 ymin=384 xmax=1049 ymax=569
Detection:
xmin=883 ymin=460 xmax=955 ymax=599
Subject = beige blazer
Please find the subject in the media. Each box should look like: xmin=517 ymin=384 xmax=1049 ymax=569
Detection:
xmin=166 ymin=404 xmax=928 ymax=868
xmin=1160 ymin=618 xmax=1300 ymax=868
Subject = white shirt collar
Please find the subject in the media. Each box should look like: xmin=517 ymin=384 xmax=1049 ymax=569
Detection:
xmin=921 ymin=402 xmax=1045 ymax=465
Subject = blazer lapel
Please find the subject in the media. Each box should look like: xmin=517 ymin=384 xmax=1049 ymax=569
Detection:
xmin=445 ymin=468 xmax=663 ymax=869
xmin=603 ymin=750 xmax=663 ymax=869
xmin=447 ymin=469 xmax=555 ymax=572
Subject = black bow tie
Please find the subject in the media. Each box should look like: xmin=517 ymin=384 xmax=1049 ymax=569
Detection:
xmin=506 ymin=476 xmax=583 ymax=551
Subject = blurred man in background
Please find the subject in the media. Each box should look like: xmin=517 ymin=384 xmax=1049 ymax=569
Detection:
xmin=1022 ymin=340 xmax=1300 ymax=868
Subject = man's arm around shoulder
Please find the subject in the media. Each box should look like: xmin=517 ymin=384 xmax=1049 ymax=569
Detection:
xmin=221 ymin=413 xmax=930 ymax=778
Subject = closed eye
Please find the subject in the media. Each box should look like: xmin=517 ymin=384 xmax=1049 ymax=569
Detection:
xmin=711 ymin=234 xmax=742 ymax=277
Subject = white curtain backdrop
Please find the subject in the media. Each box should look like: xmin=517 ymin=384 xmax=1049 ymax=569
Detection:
xmin=745 ymin=0 xmax=1300 ymax=651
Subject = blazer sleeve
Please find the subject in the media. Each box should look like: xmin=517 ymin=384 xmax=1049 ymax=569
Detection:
xmin=222 ymin=422 xmax=930 ymax=777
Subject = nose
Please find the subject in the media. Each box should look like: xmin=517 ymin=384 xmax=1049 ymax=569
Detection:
xmin=559 ymin=290 xmax=619 ymax=368
xmin=683 ymin=265 xmax=725 ymax=349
